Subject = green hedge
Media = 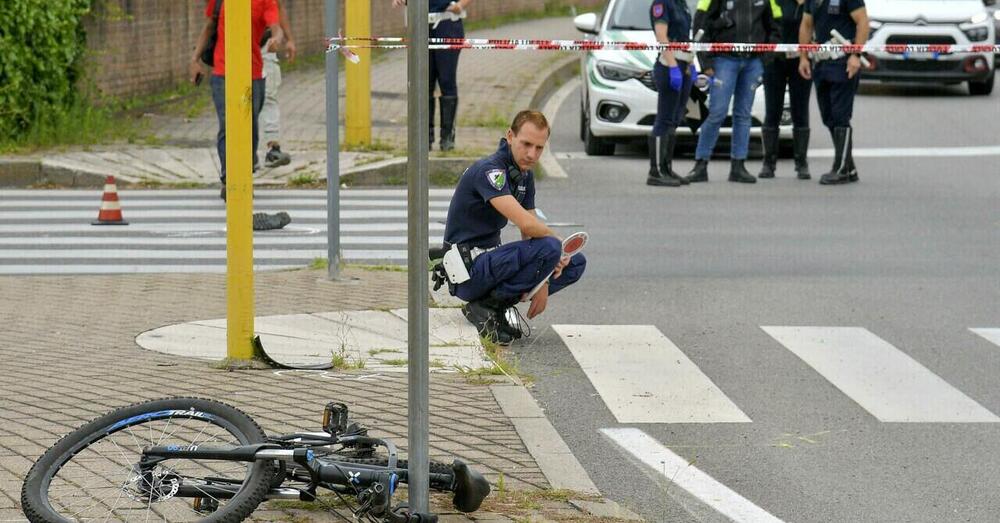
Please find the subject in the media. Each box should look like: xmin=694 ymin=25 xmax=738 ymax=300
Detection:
xmin=1 ymin=0 xmax=91 ymax=142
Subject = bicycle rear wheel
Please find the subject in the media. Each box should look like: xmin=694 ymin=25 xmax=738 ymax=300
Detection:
xmin=21 ymin=397 xmax=272 ymax=523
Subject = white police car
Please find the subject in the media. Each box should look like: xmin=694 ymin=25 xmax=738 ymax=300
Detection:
xmin=574 ymin=0 xmax=792 ymax=156
xmin=862 ymin=0 xmax=996 ymax=95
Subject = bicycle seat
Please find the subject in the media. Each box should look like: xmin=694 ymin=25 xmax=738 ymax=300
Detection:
xmin=450 ymin=459 xmax=490 ymax=513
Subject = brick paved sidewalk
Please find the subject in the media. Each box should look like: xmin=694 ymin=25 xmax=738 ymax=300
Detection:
xmin=0 ymin=268 xmax=598 ymax=522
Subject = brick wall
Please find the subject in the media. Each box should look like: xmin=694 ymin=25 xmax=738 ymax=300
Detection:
xmin=83 ymin=0 xmax=606 ymax=99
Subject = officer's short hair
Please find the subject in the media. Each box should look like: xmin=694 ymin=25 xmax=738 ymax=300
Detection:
xmin=510 ymin=110 xmax=550 ymax=136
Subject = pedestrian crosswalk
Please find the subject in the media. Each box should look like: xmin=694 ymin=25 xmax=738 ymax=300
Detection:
xmin=0 ymin=189 xmax=453 ymax=275
xmin=554 ymin=324 xmax=1000 ymax=425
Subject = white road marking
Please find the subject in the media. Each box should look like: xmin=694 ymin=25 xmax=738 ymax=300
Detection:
xmin=602 ymin=428 xmax=784 ymax=523
xmin=0 ymin=249 xmax=406 ymax=260
xmin=971 ymin=328 xmax=1000 ymax=347
xmin=554 ymin=325 xmax=751 ymax=423
xmin=0 ymin=199 xmax=451 ymax=209
xmin=761 ymin=326 xmax=999 ymax=422
xmin=0 ymin=209 xmax=449 ymax=220
xmin=555 ymin=145 xmax=1000 ymax=160
xmin=0 ymin=236 xmax=443 ymax=246
xmin=538 ymin=79 xmax=578 ymax=179
xmin=0 ymin=189 xmax=456 ymax=198
xmin=0 ymin=223 xmax=446 ymax=233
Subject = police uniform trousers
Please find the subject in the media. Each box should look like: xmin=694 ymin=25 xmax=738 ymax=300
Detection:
xmin=454 ymin=237 xmax=587 ymax=303
xmin=813 ymin=58 xmax=859 ymax=131
xmin=652 ymin=60 xmax=693 ymax=136
xmin=430 ymin=19 xmax=463 ymax=97
xmin=762 ymin=55 xmax=811 ymax=129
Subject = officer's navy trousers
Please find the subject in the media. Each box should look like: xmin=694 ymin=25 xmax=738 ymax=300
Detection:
xmin=762 ymin=56 xmax=811 ymax=129
xmin=652 ymin=60 xmax=693 ymax=136
xmin=429 ymin=19 xmax=463 ymax=97
xmin=454 ymin=237 xmax=587 ymax=303
xmin=813 ymin=59 xmax=860 ymax=131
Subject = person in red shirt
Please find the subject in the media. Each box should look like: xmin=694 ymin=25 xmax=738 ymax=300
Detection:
xmin=190 ymin=0 xmax=284 ymax=201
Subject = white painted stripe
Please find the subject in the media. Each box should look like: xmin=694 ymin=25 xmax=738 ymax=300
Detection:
xmin=555 ymin=145 xmax=1000 ymax=160
xmin=0 ymin=199 xmax=451 ymax=208
xmin=0 ymin=189 xmax=456 ymax=198
xmin=0 ymin=249 xmax=409 ymax=260
xmin=0 ymin=236 xmax=444 ymax=246
xmin=602 ymin=428 xmax=784 ymax=523
xmin=761 ymin=326 xmax=999 ymax=423
xmin=0 ymin=210 xmax=449 ymax=220
xmin=971 ymin=328 xmax=1000 ymax=347
xmin=0 ymin=264 xmax=304 ymax=275
xmin=554 ymin=325 xmax=750 ymax=423
xmin=0 ymin=223 xmax=446 ymax=233
xmin=538 ymin=78 xmax=577 ymax=179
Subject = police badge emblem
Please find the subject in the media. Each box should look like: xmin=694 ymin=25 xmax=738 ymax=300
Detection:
xmin=486 ymin=168 xmax=506 ymax=190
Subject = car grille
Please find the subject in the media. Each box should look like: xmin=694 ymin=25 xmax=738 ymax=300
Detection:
xmin=879 ymin=60 xmax=962 ymax=73
xmin=638 ymin=71 xmax=657 ymax=91
xmin=636 ymin=115 xmax=763 ymax=127
xmin=885 ymin=34 xmax=956 ymax=54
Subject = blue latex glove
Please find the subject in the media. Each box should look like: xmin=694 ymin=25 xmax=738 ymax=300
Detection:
xmin=668 ymin=65 xmax=683 ymax=92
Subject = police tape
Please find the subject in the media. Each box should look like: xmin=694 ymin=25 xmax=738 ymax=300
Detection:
xmin=327 ymin=37 xmax=1000 ymax=55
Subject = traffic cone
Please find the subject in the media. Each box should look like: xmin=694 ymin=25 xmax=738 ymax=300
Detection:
xmin=92 ymin=175 xmax=128 ymax=225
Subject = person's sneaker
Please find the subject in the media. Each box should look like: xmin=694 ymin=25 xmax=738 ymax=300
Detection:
xmin=462 ymin=301 xmax=514 ymax=345
xmin=265 ymin=144 xmax=292 ymax=168
xmin=253 ymin=211 xmax=291 ymax=231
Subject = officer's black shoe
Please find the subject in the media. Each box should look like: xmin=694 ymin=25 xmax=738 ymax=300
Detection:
xmin=821 ymin=127 xmax=853 ymax=185
xmin=758 ymin=127 xmax=779 ymax=179
xmin=252 ymin=211 xmax=291 ymax=231
xmin=728 ymin=159 xmax=757 ymax=183
xmin=793 ymin=127 xmax=811 ymax=180
xmin=663 ymin=129 xmax=688 ymax=185
xmin=685 ymin=159 xmax=709 ymax=183
xmin=461 ymin=301 xmax=514 ymax=345
xmin=646 ymin=135 xmax=682 ymax=187
xmin=439 ymin=96 xmax=458 ymax=152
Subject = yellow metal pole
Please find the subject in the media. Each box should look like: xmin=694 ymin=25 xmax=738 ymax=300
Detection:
xmin=225 ymin=0 xmax=255 ymax=360
xmin=345 ymin=0 xmax=372 ymax=146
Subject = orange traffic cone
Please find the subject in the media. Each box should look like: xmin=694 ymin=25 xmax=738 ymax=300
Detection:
xmin=92 ymin=175 xmax=128 ymax=225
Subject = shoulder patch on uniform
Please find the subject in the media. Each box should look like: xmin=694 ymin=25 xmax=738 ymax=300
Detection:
xmin=652 ymin=3 xmax=664 ymax=17
xmin=486 ymin=168 xmax=506 ymax=190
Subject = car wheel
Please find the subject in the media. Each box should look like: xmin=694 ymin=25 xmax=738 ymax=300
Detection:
xmin=968 ymin=71 xmax=995 ymax=96
xmin=582 ymin=106 xmax=615 ymax=156
xmin=579 ymin=99 xmax=586 ymax=142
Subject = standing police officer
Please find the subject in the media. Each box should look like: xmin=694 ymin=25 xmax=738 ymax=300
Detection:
xmin=646 ymin=0 xmax=694 ymax=187
xmin=798 ymin=0 xmax=868 ymax=184
xmin=393 ymin=0 xmax=473 ymax=151
xmin=686 ymin=0 xmax=780 ymax=184
xmin=442 ymin=111 xmax=586 ymax=344
xmin=759 ymin=0 xmax=813 ymax=180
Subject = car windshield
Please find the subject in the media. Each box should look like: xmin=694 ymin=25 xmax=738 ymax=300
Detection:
xmin=607 ymin=0 xmax=698 ymax=31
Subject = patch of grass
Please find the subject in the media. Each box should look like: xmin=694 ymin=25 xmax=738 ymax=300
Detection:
xmin=430 ymin=359 xmax=446 ymax=368
xmin=460 ymin=108 xmax=511 ymax=129
xmin=353 ymin=154 xmax=389 ymax=167
xmin=209 ymin=357 xmax=272 ymax=371
xmin=1 ymin=99 xmax=143 ymax=154
xmin=127 ymin=179 xmax=207 ymax=189
xmin=309 ymin=258 xmax=329 ymax=270
xmin=343 ymin=139 xmax=397 ymax=153
xmin=460 ymin=337 xmax=533 ymax=384
xmin=475 ymin=486 xmax=598 ymax=518
xmin=429 ymin=169 xmax=460 ymax=187
xmin=382 ymin=358 xmax=407 ymax=366
xmin=368 ymin=348 xmax=399 ymax=357
xmin=346 ymin=263 xmax=407 ymax=273
xmin=287 ymin=172 xmax=321 ymax=187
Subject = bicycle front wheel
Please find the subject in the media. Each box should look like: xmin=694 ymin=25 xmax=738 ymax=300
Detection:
xmin=21 ymin=397 xmax=273 ymax=523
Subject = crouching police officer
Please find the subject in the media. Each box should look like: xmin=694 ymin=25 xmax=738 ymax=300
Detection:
xmin=760 ymin=0 xmax=813 ymax=180
xmin=646 ymin=0 xmax=694 ymax=187
xmin=441 ymin=110 xmax=586 ymax=344
xmin=798 ymin=0 xmax=868 ymax=184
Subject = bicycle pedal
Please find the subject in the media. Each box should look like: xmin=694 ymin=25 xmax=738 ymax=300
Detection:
xmin=322 ymin=402 xmax=349 ymax=435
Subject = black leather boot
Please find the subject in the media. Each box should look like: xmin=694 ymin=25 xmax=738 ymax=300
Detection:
xmin=439 ymin=95 xmax=458 ymax=151
xmin=793 ymin=127 xmax=811 ymax=180
xmin=728 ymin=159 xmax=757 ymax=183
xmin=662 ymin=128 xmax=688 ymax=185
xmin=820 ymin=127 xmax=853 ymax=185
xmin=685 ymin=159 xmax=709 ymax=183
xmin=646 ymin=135 xmax=681 ymax=187
xmin=758 ymin=127 xmax=779 ymax=179
xmin=429 ymin=96 xmax=436 ymax=151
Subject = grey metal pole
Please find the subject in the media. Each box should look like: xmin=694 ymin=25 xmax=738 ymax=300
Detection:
xmin=406 ymin=0 xmax=430 ymax=513
xmin=325 ymin=0 xmax=341 ymax=280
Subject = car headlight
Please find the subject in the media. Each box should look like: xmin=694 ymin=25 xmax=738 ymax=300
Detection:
xmin=596 ymin=61 xmax=646 ymax=82
xmin=970 ymin=12 xmax=988 ymax=25
xmin=963 ymin=25 xmax=990 ymax=42
xmin=994 ymin=10 xmax=1000 ymax=21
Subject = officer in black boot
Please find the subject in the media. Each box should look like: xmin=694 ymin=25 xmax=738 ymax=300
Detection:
xmin=760 ymin=0 xmax=813 ymax=180
xmin=798 ymin=0 xmax=868 ymax=185
xmin=647 ymin=0 xmax=694 ymax=187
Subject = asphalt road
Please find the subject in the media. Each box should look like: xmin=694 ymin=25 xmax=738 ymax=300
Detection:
xmin=511 ymin=79 xmax=1000 ymax=522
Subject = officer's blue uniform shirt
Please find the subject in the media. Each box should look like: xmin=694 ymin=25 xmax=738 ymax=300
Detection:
xmin=805 ymin=0 xmax=865 ymax=43
xmin=649 ymin=0 xmax=692 ymax=42
xmin=444 ymin=139 xmax=535 ymax=249
xmin=430 ymin=0 xmax=454 ymax=13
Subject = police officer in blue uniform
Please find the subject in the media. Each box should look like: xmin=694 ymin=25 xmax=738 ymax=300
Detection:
xmin=393 ymin=0 xmax=473 ymax=151
xmin=798 ymin=0 xmax=868 ymax=184
xmin=759 ymin=0 xmax=813 ymax=180
xmin=646 ymin=0 xmax=695 ymax=187
xmin=443 ymin=111 xmax=586 ymax=344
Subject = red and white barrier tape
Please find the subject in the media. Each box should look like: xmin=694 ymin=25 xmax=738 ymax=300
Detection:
xmin=327 ymin=37 xmax=1000 ymax=55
